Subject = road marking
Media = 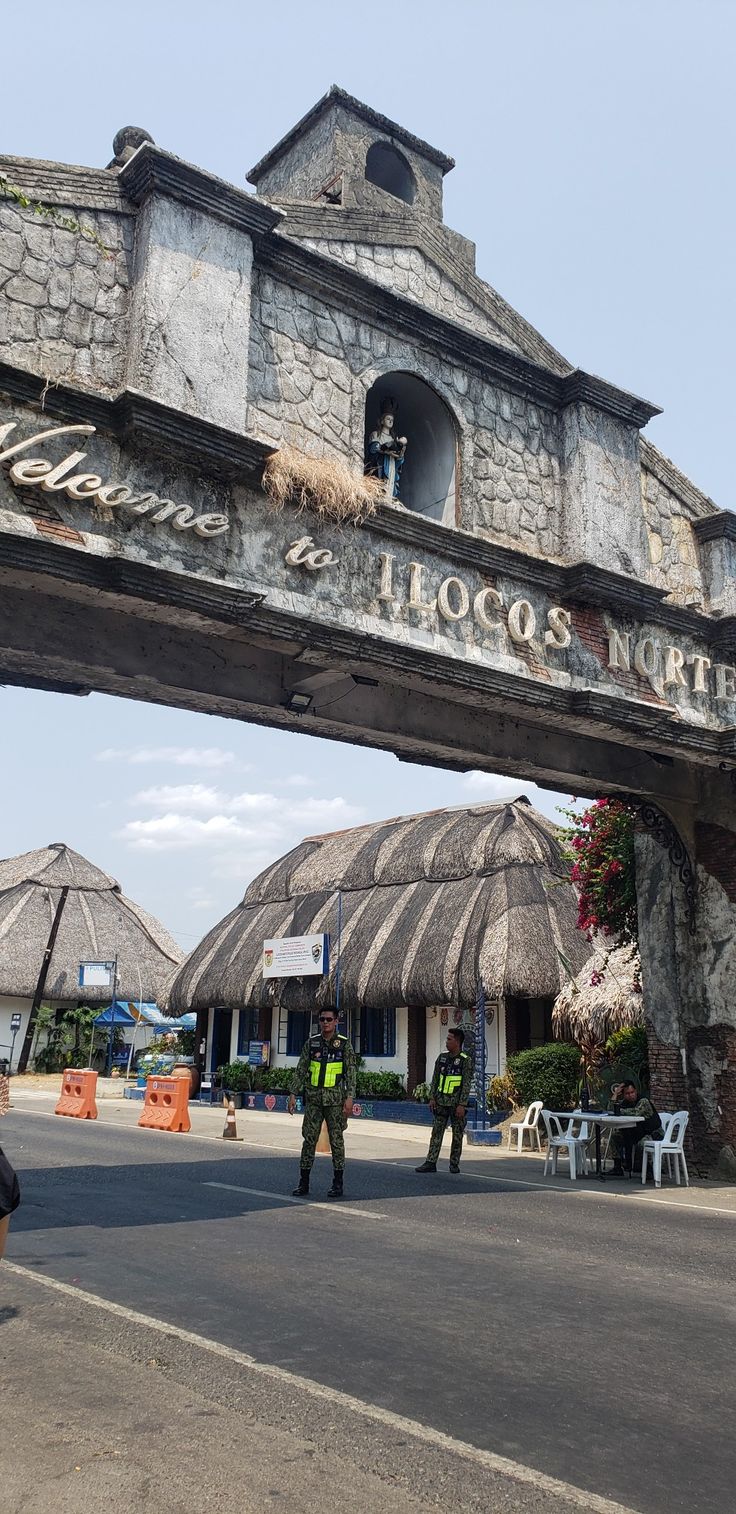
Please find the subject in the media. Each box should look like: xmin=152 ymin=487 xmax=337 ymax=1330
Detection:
xmin=204 ymin=1180 xmax=386 ymax=1221
xmin=371 ymin=1157 xmax=736 ymax=1216
xmin=2 ymin=1260 xmax=643 ymax=1514
xmin=10 ymin=1107 xmax=736 ymax=1219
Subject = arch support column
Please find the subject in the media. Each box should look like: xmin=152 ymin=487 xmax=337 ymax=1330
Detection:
xmin=636 ymin=784 xmax=736 ymax=1177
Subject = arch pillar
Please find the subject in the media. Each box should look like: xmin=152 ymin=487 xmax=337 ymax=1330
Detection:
xmin=635 ymin=776 xmax=736 ymax=1176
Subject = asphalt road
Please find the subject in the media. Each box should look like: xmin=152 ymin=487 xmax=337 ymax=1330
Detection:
xmin=2 ymin=1108 xmax=735 ymax=1514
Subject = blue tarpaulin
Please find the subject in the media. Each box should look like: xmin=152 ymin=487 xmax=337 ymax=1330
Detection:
xmin=93 ymin=1002 xmax=194 ymax=1030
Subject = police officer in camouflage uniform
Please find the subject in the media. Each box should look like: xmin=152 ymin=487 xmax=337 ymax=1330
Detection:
xmin=288 ymin=1009 xmax=357 ymax=1199
xmin=416 ymin=1027 xmax=473 ymax=1175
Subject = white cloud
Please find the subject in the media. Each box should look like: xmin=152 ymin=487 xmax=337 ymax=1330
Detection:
xmin=462 ymin=771 xmax=524 ymax=800
xmin=95 ymin=746 xmax=238 ymax=769
xmin=278 ymin=774 xmax=311 ymax=788
xmin=130 ymin=784 xmax=280 ymax=815
xmin=117 ymin=791 xmax=363 ymax=858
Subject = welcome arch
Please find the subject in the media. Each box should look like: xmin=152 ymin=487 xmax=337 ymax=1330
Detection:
xmin=2 ymin=90 xmax=736 ymax=1171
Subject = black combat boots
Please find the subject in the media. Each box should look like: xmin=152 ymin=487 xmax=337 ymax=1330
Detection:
xmin=327 ymin=1169 xmax=344 ymax=1199
xmin=292 ymin=1169 xmax=310 ymax=1197
xmin=415 ymin=1161 xmax=437 ymax=1173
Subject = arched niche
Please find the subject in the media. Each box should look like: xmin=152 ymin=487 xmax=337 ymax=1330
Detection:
xmin=365 ymin=141 xmax=416 ymax=205
xmin=365 ymin=372 xmax=458 ymax=524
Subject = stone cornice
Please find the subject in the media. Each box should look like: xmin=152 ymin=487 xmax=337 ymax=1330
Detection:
xmin=641 ymin=437 xmax=720 ymax=520
xmin=2 ymin=531 xmax=734 ymax=768
xmin=692 ymin=511 xmax=736 ymax=544
xmin=0 ymin=155 xmax=131 ymax=214
xmin=119 ymin=144 xmax=284 ymax=239
xmin=275 ymin=209 xmax=571 ymax=376
xmin=256 ymin=237 xmax=661 ymax=428
xmin=247 ymin=85 xmax=455 ymax=183
xmin=0 ymin=362 xmax=272 ymax=482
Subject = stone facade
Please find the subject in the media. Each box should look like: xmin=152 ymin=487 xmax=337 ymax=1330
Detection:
xmin=0 ymin=194 xmax=133 ymax=395
xmin=297 ymin=237 xmax=519 ymax=348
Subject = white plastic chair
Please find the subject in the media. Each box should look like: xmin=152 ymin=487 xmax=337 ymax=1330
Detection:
xmin=542 ymin=1111 xmax=591 ymax=1181
xmin=507 ymin=1099 xmax=543 ymax=1152
xmin=641 ymin=1111 xmax=689 ymax=1188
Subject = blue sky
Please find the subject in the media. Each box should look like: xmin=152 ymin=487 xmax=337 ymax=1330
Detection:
xmin=2 ymin=0 xmax=734 ymax=952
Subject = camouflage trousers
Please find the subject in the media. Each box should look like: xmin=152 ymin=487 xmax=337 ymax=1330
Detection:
xmin=426 ymin=1106 xmax=466 ymax=1166
xmin=300 ymin=1099 xmax=347 ymax=1171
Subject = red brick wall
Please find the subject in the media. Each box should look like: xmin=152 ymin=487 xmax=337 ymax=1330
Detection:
xmin=695 ymin=822 xmax=736 ymax=902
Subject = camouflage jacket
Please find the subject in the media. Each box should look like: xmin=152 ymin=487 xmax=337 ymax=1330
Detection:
xmin=290 ymin=1033 xmax=357 ymax=1106
xmin=430 ymin=1050 xmax=473 ymax=1109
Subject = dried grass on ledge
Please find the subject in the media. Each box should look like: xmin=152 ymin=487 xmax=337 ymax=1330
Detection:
xmin=263 ymin=445 xmax=385 ymax=525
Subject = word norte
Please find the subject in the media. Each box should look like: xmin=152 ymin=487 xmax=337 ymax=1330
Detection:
xmin=0 ymin=421 xmax=229 ymax=538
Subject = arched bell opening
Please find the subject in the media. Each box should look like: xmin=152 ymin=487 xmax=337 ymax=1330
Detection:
xmin=365 ymin=141 xmax=416 ymax=205
xmin=364 ymin=372 xmax=458 ymax=524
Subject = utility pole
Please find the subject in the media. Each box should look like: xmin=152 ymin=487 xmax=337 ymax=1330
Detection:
xmin=17 ymin=886 xmax=70 ymax=1073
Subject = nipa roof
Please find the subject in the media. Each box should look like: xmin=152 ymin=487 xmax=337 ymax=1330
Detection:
xmin=167 ymin=798 xmax=593 ymax=1015
xmin=0 ymin=842 xmax=182 ymax=1003
xmin=553 ymin=942 xmax=644 ymax=1042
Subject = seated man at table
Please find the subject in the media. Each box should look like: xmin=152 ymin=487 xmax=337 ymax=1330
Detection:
xmin=608 ymin=1079 xmax=664 ymax=1176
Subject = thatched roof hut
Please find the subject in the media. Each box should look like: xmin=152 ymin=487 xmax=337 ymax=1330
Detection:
xmin=553 ymin=942 xmax=643 ymax=1043
xmin=0 ymin=842 xmax=182 ymax=1002
xmin=167 ymin=797 xmax=593 ymax=1015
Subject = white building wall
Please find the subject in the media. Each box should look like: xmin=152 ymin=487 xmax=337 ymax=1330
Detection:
xmin=0 ymin=995 xmax=31 ymax=1071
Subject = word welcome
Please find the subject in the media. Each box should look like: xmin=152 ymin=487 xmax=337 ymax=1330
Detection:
xmin=0 ymin=420 xmax=229 ymax=538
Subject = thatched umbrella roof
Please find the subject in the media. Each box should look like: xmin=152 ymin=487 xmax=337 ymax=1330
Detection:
xmin=0 ymin=842 xmax=182 ymax=1002
xmin=553 ymin=942 xmax=643 ymax=1042
xmin=167 ymin=797 xmax=593 ymax=1015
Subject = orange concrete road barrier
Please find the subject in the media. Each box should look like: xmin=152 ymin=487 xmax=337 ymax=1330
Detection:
xmin=55 ymin=1068 xmax=98 ymax=1120
xmin=138 ymin=1076 xmax=191 ymax=1133
xmin=316 ymin=1119 xmax=331 ymax=1154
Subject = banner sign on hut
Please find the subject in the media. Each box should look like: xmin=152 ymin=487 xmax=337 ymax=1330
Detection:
xmin=79 ymin=960 xmax=115 ymax=988
xmin=262 ymin=935 xmax=329 ymax=979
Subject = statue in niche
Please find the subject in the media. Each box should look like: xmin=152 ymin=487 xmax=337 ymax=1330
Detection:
xmin=365 ymin=403 xmax=407 ymax=501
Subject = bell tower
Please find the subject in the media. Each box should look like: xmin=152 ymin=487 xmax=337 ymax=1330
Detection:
xmin=247 ymin=84 xmax=454 ymax=221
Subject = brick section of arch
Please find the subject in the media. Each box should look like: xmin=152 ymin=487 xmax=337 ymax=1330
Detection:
xmin=695 ymin=822 xmax=736 ymax=902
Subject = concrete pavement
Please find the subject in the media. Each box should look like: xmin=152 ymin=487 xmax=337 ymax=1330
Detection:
xmin=2 ymin=1098 xmax=735 ymax=1513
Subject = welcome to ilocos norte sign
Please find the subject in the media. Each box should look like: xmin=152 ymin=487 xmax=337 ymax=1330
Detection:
xmin=2 ymin=411 xmax=735 ymax=722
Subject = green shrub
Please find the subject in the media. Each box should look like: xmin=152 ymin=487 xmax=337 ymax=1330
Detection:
xmin=412 ymin=1082 xmax=431 ymax=1103
xmin=601 ymin=1026 xmax=650 ymax=1098
xmin=216 ymin=1061 xmax=254 ymax=1092
xmin=258 ymin=1067 xmax=294 ymax=1093
xmin=355 ymin=1069 xmax=406 ymax=1100
xmin=506 ymin=1043 xmax=581 ymax=1111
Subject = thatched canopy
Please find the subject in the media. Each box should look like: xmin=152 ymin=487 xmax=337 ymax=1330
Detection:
xmin=0 ymin=842 xmax=182 ymax=1003
xmin=553 ymin=942 xmax=643 ymax=1042
xmin=167 ymin=797 xmax=593 ymax=1015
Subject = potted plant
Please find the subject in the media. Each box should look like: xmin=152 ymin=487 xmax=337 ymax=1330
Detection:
xmin=216 ymin=1061 xmax=253 ymax=1107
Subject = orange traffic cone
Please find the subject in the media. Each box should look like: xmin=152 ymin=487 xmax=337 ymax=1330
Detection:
xmin=316 ymin=1119 xmax=331 ymax=1154
xmin=222 ymin=1097 xmax=243 ymax=1142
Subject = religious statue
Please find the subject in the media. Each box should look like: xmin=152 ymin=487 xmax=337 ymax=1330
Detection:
xmin=365 ymin=404 xmax=407 ymax=500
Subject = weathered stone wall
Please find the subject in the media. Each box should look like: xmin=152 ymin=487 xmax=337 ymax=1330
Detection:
xmin=247 ymin=268 xmax=562 ymax=554
xmin=641 ymin=459 xmax=706 ymax=608
xmin=637 ymin=800 xmax=736 ymax=1176
xmin=298 ymin=237 xmax=517 ymax=348
xmin=0 ymin=199 xmax=133 ymax=394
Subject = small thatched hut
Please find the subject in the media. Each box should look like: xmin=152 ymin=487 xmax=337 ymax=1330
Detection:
xmin=167 ymin=798 xmax=593 ymax=1090
xmin=553 ymin=942 xmax=644 ymax=1044
xmin=0 ymin=842 xmax=182 ymax=1067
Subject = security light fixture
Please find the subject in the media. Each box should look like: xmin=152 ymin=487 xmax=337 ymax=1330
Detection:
xmin=285 ymin=691 xmax=313 ymax=714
